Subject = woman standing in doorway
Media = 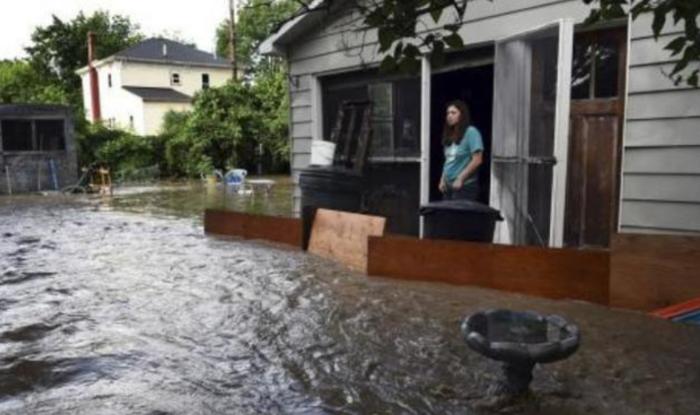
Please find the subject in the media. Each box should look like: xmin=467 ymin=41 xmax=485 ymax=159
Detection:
xmin=438 ymin=100 xmax=484 ymax=201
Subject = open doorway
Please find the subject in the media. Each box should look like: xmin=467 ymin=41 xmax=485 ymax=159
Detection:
xmin=430 ymin=64 xmax=494 ymax=203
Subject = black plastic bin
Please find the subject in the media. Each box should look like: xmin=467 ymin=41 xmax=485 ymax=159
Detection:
xmin=299 ymin=166 xmax=365 ymax=250
xmin=420 ymin=200 xmax=503 ymax=242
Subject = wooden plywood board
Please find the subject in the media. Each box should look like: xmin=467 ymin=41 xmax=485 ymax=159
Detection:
xmin=611 ymin=233 xmax=700 ymax=311
xmin=367 ymin=235 xmax=610 ymax=305
xmin=308 ymin=208 xmax=386 ymax=273
xmin=204 ymin=209 xmax=302 ymax=248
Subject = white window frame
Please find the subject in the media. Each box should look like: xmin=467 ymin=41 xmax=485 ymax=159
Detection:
xmin=171 ymin=72 xmax=181 ymax=86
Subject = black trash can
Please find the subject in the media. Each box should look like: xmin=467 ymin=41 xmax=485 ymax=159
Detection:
xmin=299 ymin=166 xmax=364 ymax=250
xmin=420 ymin=200 xmax=503 ymax=242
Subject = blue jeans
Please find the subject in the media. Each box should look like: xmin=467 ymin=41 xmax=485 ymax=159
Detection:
xmin=444 ymin=180 xmax=480 ymax=201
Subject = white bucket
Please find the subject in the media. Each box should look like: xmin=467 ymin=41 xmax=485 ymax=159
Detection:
xmin=310 ymin=140 xmax=336 ymax=166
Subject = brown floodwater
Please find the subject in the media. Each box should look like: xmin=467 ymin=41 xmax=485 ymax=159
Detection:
xmin=1 ymin=180 xmax=699 ymax=414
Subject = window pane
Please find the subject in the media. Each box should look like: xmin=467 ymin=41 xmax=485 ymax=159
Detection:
xmin=321 ymin=85 xmax=367 ymax=143
xmin=594 ymin=38 xmax=620 ymax=98
xmin=369 ymin=83 xmax=392 ymax=118
xmin=369 ymin=83 xmax=393 ymax=157
xmin=571 ymin=40 xmax=593 ymax=100
xmin=36 ymin=120 xmax=65 ymax=151
xmin=1 ymin=120 xmax=33 ymax=151
xmin=530 ymin=35 xmax=558 ymax=158
xmin=371 ymin=121 xmax=393 ymax=157
xmin=394 ymin=78 xmax=421 ymax=156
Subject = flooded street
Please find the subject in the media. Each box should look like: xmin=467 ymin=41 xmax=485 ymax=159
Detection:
xmin=1 ymin=181 xmax=699 ymax=414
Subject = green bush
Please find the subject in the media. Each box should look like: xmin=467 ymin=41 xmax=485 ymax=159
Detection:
xmin=159 ymin=75 xmax=290 ymax=178
xmin=77 ymin=124 xmax=162 ymax=179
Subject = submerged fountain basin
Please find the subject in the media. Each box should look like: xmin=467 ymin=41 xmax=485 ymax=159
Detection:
xmin=461 ymin=309 xmax=580 ymax=364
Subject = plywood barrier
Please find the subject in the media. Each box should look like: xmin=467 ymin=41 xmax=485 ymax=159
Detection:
xmin=204 ymin=209 xmax=302 ymax=248
xmin=611 ymin=233 xmax=700 ymax=311
xmin=308 ymin=209 xmax=386 ymax=273
xmin=367 ymin=235 xmax=610 ymax=305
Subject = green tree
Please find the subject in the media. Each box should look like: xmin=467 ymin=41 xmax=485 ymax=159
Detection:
xmin=216 ymin=0 xmax=298 ymax=74
xmin=0 ymin=59 xmax=69 ymax=104
xmin=251 ymin=66 xmax=290 ymax=170
xmin=25 ymin=10 xmax=143 ymax=105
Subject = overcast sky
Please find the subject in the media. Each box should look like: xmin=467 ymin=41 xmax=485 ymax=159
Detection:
xmin=0 ymin=0 xmax=232 ymax=60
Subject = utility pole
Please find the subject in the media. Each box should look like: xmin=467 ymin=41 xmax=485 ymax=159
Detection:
xmin=228 ymin=0 xmax=238 ymax=81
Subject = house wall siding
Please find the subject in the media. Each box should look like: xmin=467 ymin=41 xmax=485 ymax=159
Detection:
xmin=120 ymin=62 xmax=230 ymax=98
xmin=142 ymin=102 xmax=193 ymax=136
xmin=621 ymin=14 xmax=700 ymax=234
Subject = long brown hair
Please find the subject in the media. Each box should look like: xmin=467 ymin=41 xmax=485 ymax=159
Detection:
xmin=442 ymin=100 xmax=471 ymax=146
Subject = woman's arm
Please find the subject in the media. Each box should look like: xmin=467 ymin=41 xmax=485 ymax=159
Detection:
xmin=452 ymin=151 xmax=483 ymax=189
xmin=439 ymin=175 xmax=447 ymax=193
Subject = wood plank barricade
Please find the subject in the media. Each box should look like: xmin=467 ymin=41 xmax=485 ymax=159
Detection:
xmin=204 ymin=209 xmax=303 ymax=248
xmin=308 ymin=209 xmax=386 ymax=273
xmin=611 ymin=233 xmax=700 ymax=311
xmin=367 ymin=235 xmax=610 ymax=305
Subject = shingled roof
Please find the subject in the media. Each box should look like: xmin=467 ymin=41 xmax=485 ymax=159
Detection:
xmin=122 ymin=87 xmax=192 ymax=103
xmin=114 ymin=38 xmax=231 ymax=68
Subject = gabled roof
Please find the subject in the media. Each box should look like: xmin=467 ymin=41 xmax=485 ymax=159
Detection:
xmin=77 ymin=38 xmax=231 ymax=74
xmin=123 ymin=86 xmax=192 ymax=103
xmin=260 ymin=0 xmax=329 ymax=56
xmin=115 ymin=38 xmax=230 ymax=67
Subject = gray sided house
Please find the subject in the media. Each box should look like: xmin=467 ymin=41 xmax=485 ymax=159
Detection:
xmin=0 ymin=105 xmax=78 ymax=194
xmin=262 ymin=0 xmax=700 ymax=249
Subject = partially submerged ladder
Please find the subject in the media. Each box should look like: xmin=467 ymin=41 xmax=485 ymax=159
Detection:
xmin=328 ymin=100 xmax=373 ymax=173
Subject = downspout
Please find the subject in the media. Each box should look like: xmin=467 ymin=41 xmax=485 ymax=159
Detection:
xmin=88 ymin=32 xmax=102 ymax=122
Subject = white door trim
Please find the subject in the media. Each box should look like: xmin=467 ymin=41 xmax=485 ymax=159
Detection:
xmin=549 ymin=18 xmax=574 ymax=247
xmin=419 ymin=56 xmax=432 ymax=238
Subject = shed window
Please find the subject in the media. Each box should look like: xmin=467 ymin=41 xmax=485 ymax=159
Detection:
xmin=322 ymin=73 xmax=421 ymax=158
xmin=36 ymin=120 xmax=65 ymax=151
xmin=202 ymin=73 xmax=210 ymax=89
xmin=571 ymin=30 xmax=624 ymax=100
xmin=1 ymin=120 xmax=34 ymax=151
xmin=171 ymin=73 xmax=181 ymax=86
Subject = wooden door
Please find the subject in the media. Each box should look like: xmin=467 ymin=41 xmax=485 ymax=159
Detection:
xmin=564 ymin=28 xmax=626 ymax=248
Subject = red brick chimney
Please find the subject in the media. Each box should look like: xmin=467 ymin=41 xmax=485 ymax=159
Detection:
xmin=87 ymin=31 xmax=102 ymax=122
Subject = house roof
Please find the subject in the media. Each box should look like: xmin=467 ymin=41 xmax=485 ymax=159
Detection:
xmin=123 ymin=86 xmax=193 ymax=103
xmin=0 ymin=104 xmax=70 ymax=118
xmin=77 ymin=38 xmax=232 ymax=74
xmin=115 ymin=38 xmax=231 ymax=67
xmin=260 ymin=0 xmax=330 ymax=56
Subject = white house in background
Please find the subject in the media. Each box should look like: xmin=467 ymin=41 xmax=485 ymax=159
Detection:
xmin=77 ymin=38 xmax=233 ymax=135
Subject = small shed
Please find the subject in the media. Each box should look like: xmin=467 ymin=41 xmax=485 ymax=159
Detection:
xmin=0 ymin=104 xmax=78 ymax=194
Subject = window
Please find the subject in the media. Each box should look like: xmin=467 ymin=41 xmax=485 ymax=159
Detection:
xmin=571 ymin=30 xmax=625 ymax=100
xmin=129 ymin=115 xmax=134 ymax=130
xmin=36 ymin=120 xmax=65 ymax=151
xmin=1 ymin=119 xmax=65 ymax=152
xmin=108 ymin=74 xmax=112 ymax=88
xmin=321 ymin=72 xmax=421 ymax=159
xmin=1 ymin=120 xmax=33 ymax=151
xmin=202 ymin=73 xmax=210 ymax=89
xmin=171 ymin=72 xmax=181 ymax=86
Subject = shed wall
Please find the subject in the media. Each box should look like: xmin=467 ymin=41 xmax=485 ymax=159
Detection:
xmin=282 ymin=0 xmax=699 ymax=233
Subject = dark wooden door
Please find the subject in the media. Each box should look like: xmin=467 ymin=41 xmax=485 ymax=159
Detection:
xmin=564 ymin=28 xmax=626 ymax=248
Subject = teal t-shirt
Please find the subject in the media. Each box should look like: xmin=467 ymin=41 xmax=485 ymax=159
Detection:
xmin=443 ymin=126 xmax=484 ymax=185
